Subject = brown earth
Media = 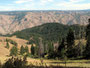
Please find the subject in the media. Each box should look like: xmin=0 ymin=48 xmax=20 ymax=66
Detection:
xmin=0 ymin=36 xmax=32 ymax=57
xmin=0 ymin=11 xmax=90 ymax=35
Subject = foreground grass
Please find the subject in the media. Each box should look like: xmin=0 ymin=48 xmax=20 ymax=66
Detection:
xmin=0 ymin=56 xmax=90 ymax=68
xmin=27 ymin=58 xmax=90 ymax=68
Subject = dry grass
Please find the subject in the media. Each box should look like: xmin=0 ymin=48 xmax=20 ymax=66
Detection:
xmin=0 ymin=56 xmax=90 ymax=68
xmin=26 ymin=58 xmax=90 ymax=68
xmin=75 ymin=39 xmax=86 ymax=45
xmin=0 ymin=37 xmax=89 ymax=67
xmin=0 ymin=36 xmax=32 ymax=56
xmin=0 ymin=36 xmax=31 ymax=63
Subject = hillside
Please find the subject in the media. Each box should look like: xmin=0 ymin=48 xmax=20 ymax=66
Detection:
xmin=0 ymin=36 xmax=32 ymax=57
xmin=9 ymin=23 xmax=85 ymax=43
xmin=0 ymin=10 xmax=89 ymax=35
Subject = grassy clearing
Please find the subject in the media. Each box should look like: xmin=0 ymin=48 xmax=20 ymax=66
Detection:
xmin=0 ymin=56 xmax=90 ymax=67
xmin=26 ymin=57 xmax=90 ymax=68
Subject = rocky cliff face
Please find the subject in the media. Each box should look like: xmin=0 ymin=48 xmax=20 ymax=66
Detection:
xmin=0 ymin=11 xmax=90 ymax=35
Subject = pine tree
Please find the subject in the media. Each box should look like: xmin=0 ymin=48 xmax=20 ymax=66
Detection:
xmin=31 ymin=44 xmax=35 ymax=55
xmin=38 ymin=38 xmax=44 ymax=57
xmin=84 ymin=19 xmax=90 ymax=59
xmin=48 ymin=42 xmax=54 ymax=54
xmin=44 ymin=42 xmax=49 ymax=54
xmin=47 ymin=41 xmax=55 ymax=59
xmin=5 ymin=42 xmax=9 ymax=49
xmin=34 ymin=45 xmax=38 ymax=57
xmin=10 ymin=46 xmax=18 ymax=56
xmin=67 ymin=28 xmax=75 ymax=47
xmin=58 ymin=38 xmax=66 ymax=59
xmin=25 ymin=46 xmax=29 ymax=53
xmin=20 ymin=45 xmax=25 ymax=55
xmin=66 ymin=28 xmax=75 ymax=58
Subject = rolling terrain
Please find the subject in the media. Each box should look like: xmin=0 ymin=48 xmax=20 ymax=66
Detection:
xmin=0 ymin=10 xmax=90 ymax=35
xmin=0 ymin=36 xmax=31 ymax=59
xmin=0 ymin=23 xmax=87 ymax=68
xmin=0 ymin=36 xmax=87 ymax=67
xmin=9 ymin=23 xmax=85 ymax=43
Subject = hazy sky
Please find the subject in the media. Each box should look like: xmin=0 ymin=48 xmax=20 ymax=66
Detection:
xmin=0 ymin=0 xmax=90 ymax=11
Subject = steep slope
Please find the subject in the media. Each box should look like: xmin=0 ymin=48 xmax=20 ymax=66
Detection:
xmin=0 ymin=36 xmax=35 ymax=63
xmin=0 ymin=11 xmax=89 ymax=35
xmin=0 ymin=36 xmax=32 ymax=57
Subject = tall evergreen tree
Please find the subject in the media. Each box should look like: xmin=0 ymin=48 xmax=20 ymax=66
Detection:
xmin=67 ymin=28 xmax=75 ymax=47
xmin=34 ymin=45 xmax=38 ymax=57
xmin=5 ymin=42 xmax=9 ymax=49
xmin=10 ymin=46 xmax=18 ymax=56
xmin=84 ymin=19 xmax=90 ymax=59
xmin=47 ymin=41 xmax=55 ymax=59
xmin=25 ymin=46 xmax=29 ymax=53
xmin=44 ymin=42 xmax=49 ymax=54
xmin=58 ymin=38 xmax=66 ymax=59
xmin=20 ymin=45 xmax=25 ymax=55
xmin=31 ymin=44 xmax=35 ymax=55
xmin=66 ymin=28 xmax=75 ymax=58
xmin=38 ymin=38 xmax=44 ymax=57
xmin=48 ymin=42 xmax=54 ymax=54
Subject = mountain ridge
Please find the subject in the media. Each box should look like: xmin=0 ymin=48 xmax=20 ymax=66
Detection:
xmin=0 ymin=10 xmax=90 ymax=35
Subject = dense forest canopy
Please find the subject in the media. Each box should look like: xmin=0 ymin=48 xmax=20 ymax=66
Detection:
xmin=8 ymin=23 xmax=85 ymax=44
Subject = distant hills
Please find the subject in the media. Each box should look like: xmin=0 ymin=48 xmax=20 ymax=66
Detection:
xmin=0 ymin=10 xmax=89 ymax=35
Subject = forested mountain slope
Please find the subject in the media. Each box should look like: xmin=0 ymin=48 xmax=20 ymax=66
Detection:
xmin=9 ymin=23 xmax=85 ymax=43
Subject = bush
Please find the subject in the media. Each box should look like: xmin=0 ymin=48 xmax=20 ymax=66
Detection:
xmin=5 ymin=42 xmax=9 ymax=49
xmin=2 ymin=56 xmax=27 ymax=68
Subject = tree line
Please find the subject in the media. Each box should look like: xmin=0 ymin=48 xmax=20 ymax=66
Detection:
xmin=9 ymin=19 xmax=90 ymax=59
xmin=29 ymin=19 xmax=90 ymax=59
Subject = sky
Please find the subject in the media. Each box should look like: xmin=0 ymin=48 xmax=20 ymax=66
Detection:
xmin=0 ymin=0 xmax=90 ymax=11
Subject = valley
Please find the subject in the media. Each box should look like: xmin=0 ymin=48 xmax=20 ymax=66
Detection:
xmin=0 ymin=11 xmax=90 ymax=68
xmin=0 ymin=23 xmax=87 ymax=68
